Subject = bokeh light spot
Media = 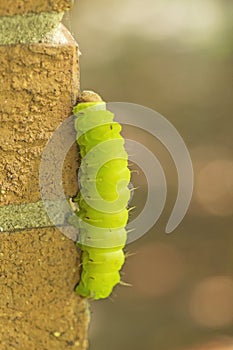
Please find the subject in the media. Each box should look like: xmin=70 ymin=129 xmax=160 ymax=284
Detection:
xmin=189 ymin=276 xmax=233 ymax=328
xmin=195 ymin=159 xmax=233 ymax=216
xmin=125 ymin=242 xmax=185 ymax=297
xmin=184 ymin=337 xmax=233 ymax=350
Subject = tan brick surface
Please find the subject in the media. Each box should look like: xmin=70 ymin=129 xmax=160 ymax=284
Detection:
xmin=0 ymin=229 xmax=89 ymax=350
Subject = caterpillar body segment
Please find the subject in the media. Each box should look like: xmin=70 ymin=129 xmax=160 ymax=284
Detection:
xmin=73 ymin=101 xmax=131 ymax=300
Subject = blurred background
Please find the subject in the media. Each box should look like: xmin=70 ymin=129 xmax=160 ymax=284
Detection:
xmin=64 ymin=1 xmax=233 ymax=349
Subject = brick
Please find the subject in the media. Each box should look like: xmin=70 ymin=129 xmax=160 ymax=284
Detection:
xmin=0 ymin=24 xmax=79 ymax=206
xmin=0 ymin=229 xmax=90 ymax=350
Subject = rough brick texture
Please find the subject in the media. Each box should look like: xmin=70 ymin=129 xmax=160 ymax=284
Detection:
xmin=0 ymin=229 xmax=89 ymax=350
xmin=0 ymin=25 xmax=79 ymax=206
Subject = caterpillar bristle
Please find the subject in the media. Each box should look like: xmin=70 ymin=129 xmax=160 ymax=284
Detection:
xmin=130 ymin=169 xmax=140 ymax=175
xmin=126 ymin=228 xmax=135 ymax=234
xmin=128 ymin=206 xmax=136 ymax=212
xmin=119 ymin=280 xmax=132 ymax=287
xmin=129 ymin=185 xmax=139 ymax=192
xmin=124 ymin=251 xmax=137 ymax=259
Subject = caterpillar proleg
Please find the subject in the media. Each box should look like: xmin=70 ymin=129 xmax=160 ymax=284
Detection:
xmin=73 ymin=99 xmax=131 ymax=300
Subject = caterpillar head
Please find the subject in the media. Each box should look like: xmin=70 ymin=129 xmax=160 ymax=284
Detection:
xmin=79 ymin=90 xmax=103 ymax=103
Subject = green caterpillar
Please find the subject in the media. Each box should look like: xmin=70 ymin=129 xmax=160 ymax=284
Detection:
xmin=73 ymin=100 xmax=131 ymax=300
